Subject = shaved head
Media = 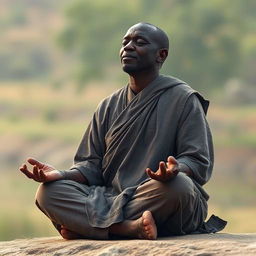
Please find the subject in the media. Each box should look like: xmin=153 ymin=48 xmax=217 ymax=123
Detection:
xmin=120 ymin=22 xmax=169 ymax=74
xmin=128 ymin=22 xmax=169 ymax=50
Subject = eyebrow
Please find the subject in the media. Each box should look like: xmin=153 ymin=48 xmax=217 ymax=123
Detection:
xmin=123 ymin=34 xmax=150 ymax=42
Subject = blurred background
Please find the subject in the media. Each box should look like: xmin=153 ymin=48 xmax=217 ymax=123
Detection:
xmin=0 ymin=0 xmax=255 ymax=241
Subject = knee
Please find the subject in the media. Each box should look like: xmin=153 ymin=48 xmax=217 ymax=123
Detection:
xmin=35 ymin=180 xmax=62 ymax=211
xmin=149 ymin=173 xmax=196 ymax=204
xmin=170 ymin=172 xmax=195 ymax=195
xmin=35 ymin=182 xmax=51 ymax=211
xmin=171 ymin=173 xmax=196 ymax=201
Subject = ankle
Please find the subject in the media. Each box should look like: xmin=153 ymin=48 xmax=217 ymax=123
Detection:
xmin=109 ymin=220 xmax=136 ymax=237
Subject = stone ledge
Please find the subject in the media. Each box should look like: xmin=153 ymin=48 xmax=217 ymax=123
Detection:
xmin=0 ymin=233 xmax=256 ymax=256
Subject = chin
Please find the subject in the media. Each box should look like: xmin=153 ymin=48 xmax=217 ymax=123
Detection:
xmin=122 ymin=65 xmax=140 ymax=75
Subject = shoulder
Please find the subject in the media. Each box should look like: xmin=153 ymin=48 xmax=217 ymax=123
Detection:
xmin=161 ymin=75 xmax=209 ymax=114
xmin=161 ymin=75 xmax=194 ymax=96
xmin=92 ymin=85 xmax=127 ymax=122
xmin=96 ymin=86 xmax=127 ymax=111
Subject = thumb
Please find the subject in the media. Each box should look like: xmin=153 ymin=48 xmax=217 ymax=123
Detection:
xmin=167 ymin=156 xmax=178 ymax=165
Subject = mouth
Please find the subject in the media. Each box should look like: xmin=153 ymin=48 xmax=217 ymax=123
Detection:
xmin=121 ymin=55 xmax=137 ymax=61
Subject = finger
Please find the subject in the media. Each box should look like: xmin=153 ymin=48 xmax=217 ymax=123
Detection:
xmin=19 ymin=164 xmax=34 ymax=179
xmin=166 ymin=159 xmax=180 ymax=178
xmin=33 ymin=165 xmax=41 ymax=181
xmin=27 ymin=157 xmax=44 ymax=168
xmin=167 ymin=156 xmax=178 ymax=165
xmin=145 ymin=168 xmax=159 ymax=180
xmin=159 ymin=161 xmax=167 ymax=177
xmin=19 ymin=164 xmax=28 ymax=173
xmin=19 ymin=163 xmax=27 ymax=171
xmin=39 ymin=169 xmax=47 ymax=181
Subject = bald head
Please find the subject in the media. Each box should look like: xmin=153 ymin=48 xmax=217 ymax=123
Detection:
xmin=120 ymin=22 xmax=169 ymax=75
xmin=127 ymin=22 xmax=169 ymax=51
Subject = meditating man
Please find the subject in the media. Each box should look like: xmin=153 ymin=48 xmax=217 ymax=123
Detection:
xmin=20 ymin=23 xmax=225 ymax=240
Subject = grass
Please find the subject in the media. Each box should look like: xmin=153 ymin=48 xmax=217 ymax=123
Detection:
xmin=0 ymin=172 xmax=57 ymax=241
xmin=213 ymin=133 xmax=256 ymax=148
xmin=0 ymin=118 xmax=86 ymax=142
xmin=206 ymin=181 xmax=256 ymax=207
xmin=208 ymin=204 xmax=256 ymax=233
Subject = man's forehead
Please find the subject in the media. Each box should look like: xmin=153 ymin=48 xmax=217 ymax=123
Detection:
xmin=123 ymin=24 xmax=157 ymax=39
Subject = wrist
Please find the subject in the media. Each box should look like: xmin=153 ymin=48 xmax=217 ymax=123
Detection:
xmin=57 ymin=169 xmax=89 ymax=184
xmin=178 ymin=163 xmax=193 ymax=177
xmin=58 ymin=170 xmax=68 ymax=180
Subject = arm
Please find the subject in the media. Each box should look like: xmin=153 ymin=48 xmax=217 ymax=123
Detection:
xmin=146 ymin=93 xmax=212 ymax=184
xmin=175 ymin=93 xmax=213 ymax=185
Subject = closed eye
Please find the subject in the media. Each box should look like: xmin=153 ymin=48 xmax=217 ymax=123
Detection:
xmin=136 ymin=38 xmax=148 ymax=46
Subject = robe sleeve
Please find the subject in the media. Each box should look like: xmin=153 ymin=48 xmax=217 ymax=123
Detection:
xmin=69 ymin=103 xmax=108 ymax=186
xmin=175 ymin=93 xmax=214 ymax=186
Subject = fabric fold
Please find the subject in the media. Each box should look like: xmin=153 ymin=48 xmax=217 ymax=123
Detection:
xmin=69 ymin=74 xmax=214 ymax=228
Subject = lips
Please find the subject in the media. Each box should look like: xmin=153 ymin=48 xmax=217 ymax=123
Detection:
xmin=121 ymin=55 xmax=137 ymax=61
xmin=121 ymin=56 xmax=137 ymax=65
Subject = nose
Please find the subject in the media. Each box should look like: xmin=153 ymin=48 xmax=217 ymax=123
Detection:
xmin=123 ymin=40 xmax=135 ymax=51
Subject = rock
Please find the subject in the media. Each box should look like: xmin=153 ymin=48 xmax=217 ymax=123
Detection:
xmin=0 ymin=233 xmax=256 ymax=256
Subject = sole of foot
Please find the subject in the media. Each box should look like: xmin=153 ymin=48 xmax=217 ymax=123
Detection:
xmin=140 ymin=211 xmax=157 ymax=240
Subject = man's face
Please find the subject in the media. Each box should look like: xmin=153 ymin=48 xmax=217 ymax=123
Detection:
xmin=119 ymin=24 xmax=160 ymax=74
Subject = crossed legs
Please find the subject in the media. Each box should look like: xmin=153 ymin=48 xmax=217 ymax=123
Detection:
xmin=35 ymin=173 xmax=207 ymax=239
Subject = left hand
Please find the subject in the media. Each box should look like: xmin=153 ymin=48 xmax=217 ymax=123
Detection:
xmin=146 ymin=156 xmax=179 ymax=182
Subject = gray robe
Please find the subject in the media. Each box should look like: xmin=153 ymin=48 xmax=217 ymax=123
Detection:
xmin=70 ymin=75 xmax=213 ymax=229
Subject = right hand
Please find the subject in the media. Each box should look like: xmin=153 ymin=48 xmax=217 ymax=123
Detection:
xmin=146 ymin=156 xmax=179 ymax=182
xmin=19 ymin=157 xmax=63 ymax=183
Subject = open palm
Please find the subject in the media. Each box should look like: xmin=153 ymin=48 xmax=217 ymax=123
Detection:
xmin=146 ymin=156 xmax=179 ymax=182
xmin=19 ymin=158 xmax=63 ymax=183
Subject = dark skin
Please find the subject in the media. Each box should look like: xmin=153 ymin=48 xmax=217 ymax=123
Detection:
xmin=20 ymin=158 xmax=88 ymax=184
xmin=120 ymin=24 xmax=168 ymax=93
xmin=20 ymin=23 xmax=193 ymax=240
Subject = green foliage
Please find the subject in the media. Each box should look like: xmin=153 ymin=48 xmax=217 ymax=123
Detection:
xmin=58 ymin=0 xmax=256 ymax=92
xmin=0 ymin=0 xmax=68 ymax=82
xmin=58 ymin=0 xmax=138 ymax=83
xmin=1 ymin=0 xmax=255 ymax=91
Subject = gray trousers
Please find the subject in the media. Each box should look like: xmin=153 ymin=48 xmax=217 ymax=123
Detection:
xmin=35 ymin=173 xmax=207 ymax=239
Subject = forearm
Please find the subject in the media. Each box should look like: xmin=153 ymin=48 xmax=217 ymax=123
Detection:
xmin=59 ymin=169 xmax=89 ymax=184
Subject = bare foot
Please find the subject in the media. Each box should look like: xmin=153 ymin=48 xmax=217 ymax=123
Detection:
xmin=60 ymin=226 xmax=83 ymax=240
xmin=138 ymin=211 xmax=157 ymax=240
xmin=109 ymin=210 xmax=157 ymax=240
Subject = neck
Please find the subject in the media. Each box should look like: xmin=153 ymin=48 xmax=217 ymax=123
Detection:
xmin=128 ymin=71 xmax=159 ymax=94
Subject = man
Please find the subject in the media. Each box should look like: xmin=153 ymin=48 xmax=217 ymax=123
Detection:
xmin=20 ymin=23 xmax=226 ymax=240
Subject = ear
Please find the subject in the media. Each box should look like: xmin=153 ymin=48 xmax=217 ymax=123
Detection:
xmin=156 ymin=49 xmax=168 ymax=64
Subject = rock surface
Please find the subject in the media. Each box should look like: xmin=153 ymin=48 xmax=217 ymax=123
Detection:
xmin=0 ymin=233 xmax=256 ymax=256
